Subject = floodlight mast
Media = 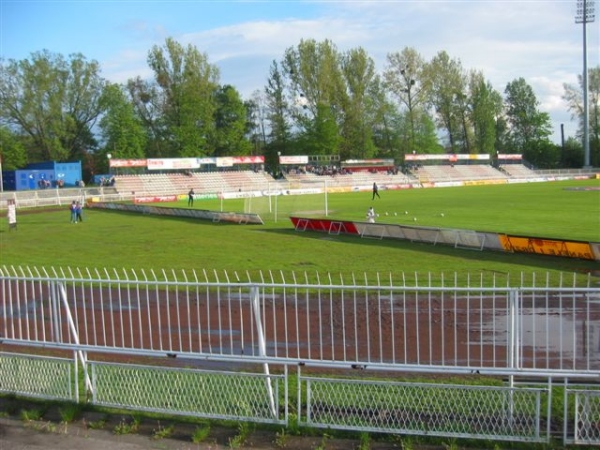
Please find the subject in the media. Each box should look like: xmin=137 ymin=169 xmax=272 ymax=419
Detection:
xmin=575 ymin=0 xmax=596 ymax=168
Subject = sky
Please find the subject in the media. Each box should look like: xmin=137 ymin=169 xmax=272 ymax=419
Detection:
xmin=1 ymin=0 xmax=599 ymax=145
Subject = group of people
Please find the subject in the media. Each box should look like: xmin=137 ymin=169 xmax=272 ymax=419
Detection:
xmin=70 ymin=200 xmax=84 ymax=223
xmin=98 ymin=176 xmax=116 ymax=186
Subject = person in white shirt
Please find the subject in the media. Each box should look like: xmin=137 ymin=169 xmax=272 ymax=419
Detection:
xmin=366 ymin=206 xmax=376 ymax=223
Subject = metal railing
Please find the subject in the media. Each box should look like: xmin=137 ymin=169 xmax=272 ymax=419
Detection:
xmin=1 ymin=265 xmax=598 ymax=376
xmin=2 ymin=265 xmax=600 ymax=445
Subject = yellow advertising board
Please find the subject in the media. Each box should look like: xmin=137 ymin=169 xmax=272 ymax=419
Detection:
xmin=499 ymin=235 xmax=595 ymax=260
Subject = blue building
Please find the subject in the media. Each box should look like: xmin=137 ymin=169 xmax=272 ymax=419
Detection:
xmin=1 ymin=161 xmax=82 ymax=191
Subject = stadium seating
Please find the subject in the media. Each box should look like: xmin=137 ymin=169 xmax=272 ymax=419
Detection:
xmin=499 ymin=164 xmax=538 ymax=178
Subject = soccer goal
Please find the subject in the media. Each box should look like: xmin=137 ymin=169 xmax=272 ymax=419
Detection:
xmin=243 ymin=180 xmax=329 ymax=222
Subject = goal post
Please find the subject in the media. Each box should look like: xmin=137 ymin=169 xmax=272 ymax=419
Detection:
xmin=244 ymin=180 xmax=329 ymax=222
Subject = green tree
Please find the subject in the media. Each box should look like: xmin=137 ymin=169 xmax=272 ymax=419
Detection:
xmin=282 ymin=39 xmax=345 ymax=157
xmin=126 ymin=76 xmax=165 ymax=157
xmin=468 ymin=70 xmax=503 ymax=155
xmin=304 ymin=102 xmax=341 ymax=156
xmin=283 ymin=39 xmax=344 ymax=119
xmin=369 ymin=78 xmax=403 ymax=160
xmin=425 ymin=51 xmax=466 ymax=153
xmin=560 ymin=136 xmax=584 ymax=168
xmin=246 ymin=90 xmax=268 ymax=157
xmin=211 ymin=85 xmax=251 ymax=156
xmin=146 ymin=37 xmax=220 ymax=157
xmin=0 ymin=50 xmax=105 ymax=162
xmin=504 ymin=77 xmax=552 ymax=155
xmin=263 ymin=60 xmax=292 ymax=171
xmin=563 ymin=66 xmax=600 ymax=166
xmin=384 ymin=47 xmax=434 ymax=156
xmin=339 ymin=47 xmax=378 ymax=159
xmin=0 ymin=127 xmax=28 ymax=170
xmin=98 ymin=83 xmax=147 ymax=165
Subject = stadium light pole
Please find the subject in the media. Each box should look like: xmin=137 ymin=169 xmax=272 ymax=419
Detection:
xmin=576 ymin=0 xmax=595 ymax=168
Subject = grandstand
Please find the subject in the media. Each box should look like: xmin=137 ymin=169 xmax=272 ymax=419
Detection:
xmin=112 ymin=170 xmax=280 ymax=196
xmin=411 ymin=164 xmax=509 ymax=183
xmin=499 ymin=163 xmax=539 ymax=178
xmin=96 ymin=153 xmax=597 ymax=198
xmin=107 ymin=163 xmax=596 ymax=198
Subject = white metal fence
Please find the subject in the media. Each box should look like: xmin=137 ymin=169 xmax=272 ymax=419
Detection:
xmin=1 ymin=265 xmax=598 ymax=375
xmin=1 ymin=265 xmax=600 ymax=444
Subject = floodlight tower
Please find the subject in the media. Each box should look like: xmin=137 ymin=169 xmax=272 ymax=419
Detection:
xmin=575 ymin=0 xmax=596 ymax=167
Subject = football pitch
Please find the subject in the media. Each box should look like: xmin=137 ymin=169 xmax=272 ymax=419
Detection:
xmin=0 ymin=179 xmax=598 ymax=280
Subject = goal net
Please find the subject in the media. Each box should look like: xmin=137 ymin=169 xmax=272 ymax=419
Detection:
xmin=243 ymin=181 xmax=328 ymax=222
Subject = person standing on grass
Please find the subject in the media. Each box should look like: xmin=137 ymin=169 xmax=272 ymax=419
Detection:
xmin=188 ymin=188 xmax=195 ymax=207
xmin=70 ymin=201 xmax=78 ymax=223
xmin=75 ymin=201 xmax=83 ymax=223
xmin=372 ymin=182 xmax=380 ymax=200
xmin=366 ymin=206 xmax=376 ymax=223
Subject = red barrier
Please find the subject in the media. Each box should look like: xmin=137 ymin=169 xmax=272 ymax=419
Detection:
xmin=290 ymin=217 xmax=360 ymax=235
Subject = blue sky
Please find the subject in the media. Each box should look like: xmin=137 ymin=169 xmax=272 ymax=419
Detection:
xmin=2 ymin=0 xmax=599 ymax=144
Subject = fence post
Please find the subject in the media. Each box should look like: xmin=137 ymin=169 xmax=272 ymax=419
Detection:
xmin=58 ymin=282 xmax=92 ymax=394
xmin=250 ymin=285 xmax=277 ymax=418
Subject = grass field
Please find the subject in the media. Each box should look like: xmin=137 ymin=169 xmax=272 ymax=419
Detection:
xmin=0 ymin=179 xmax=598 ymax=281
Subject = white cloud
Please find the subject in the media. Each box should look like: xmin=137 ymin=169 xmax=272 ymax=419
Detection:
xmin=100 ymin=0 xmax=599 ymax=143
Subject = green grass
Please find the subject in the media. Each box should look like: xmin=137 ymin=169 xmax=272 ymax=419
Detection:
xmin=0 ymin=179 xmax=598 ymax=280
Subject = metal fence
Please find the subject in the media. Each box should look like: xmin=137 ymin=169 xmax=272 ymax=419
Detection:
xmin=90 ymin=361 xmax=287 ymax=424
xmin=300 ymin=374 xmax=548 ymax=443
xmin=1 ymin=265 xmax=600 ymax=445
xmin=2 ymin=265 xmax=598 ymax=375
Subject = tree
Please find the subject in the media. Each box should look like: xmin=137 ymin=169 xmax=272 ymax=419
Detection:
xmin=339 ymin=47 xmax=378 ymax=159
xmin=97 ymin=83 xmax=147 ymax=172
xmin=303 ymin=102 xmax=341 ymax=156
xmin=0 ymin=127 xmax=27 ymax=170
xmin=0 ymin=50 xmax=105 ymax=162
xmin=563 ymin=66 xmax=600 ymax=166
xmin=263 ymin=60 xmax=292 ymax=171
xmin=425 ymin=51 xmax=467 ymax=153
xmin=282 ymin=39 xmax=346 ymax=157
xmin=560 ymin=136 xmax=585 ymax=168
xmin=211 ymin=85 xmax=251 ymax=156
xmin=246 ymin=90 xmax=268 ymax=156
xmin=126 ymin=76 xmax=165 ymax=158
xmin=282 ymin=39 xmax=344 ymax=119
xmin=145 ymin=37 xmax=220 ymax=157
xmin=504 ymin=77 xmax=552 ymax=155
xmin=468 ymin=70 xmax=503 ymax=155
xmin=384 ymin=47 xmax=433 ymax=156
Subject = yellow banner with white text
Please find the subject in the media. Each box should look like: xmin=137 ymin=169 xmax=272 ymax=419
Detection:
xmin=499 ymin=235 xmax=595 ymax=260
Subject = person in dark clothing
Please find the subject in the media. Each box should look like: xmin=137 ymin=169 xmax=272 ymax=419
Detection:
xmin=372 ymin=182 xmax=380 ymax=200
xmin=188 ymin=188 xmax=195 ymax=207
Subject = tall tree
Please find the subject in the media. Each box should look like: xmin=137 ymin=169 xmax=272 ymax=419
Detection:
xmin=145 ymin=37 xmax=220 ymax=157
xmin=282 ymin=39 xmax=344 ymax=118
xmin=211 ymin=85 xmax=251 ymax=156
xmin=563 ymin=66 xmax=600 ymax=166
xmin=247 ymin=90 xmax=268 ymax=156
xmin=468 ymin=70 xmax=503 ymax=155
xmin=425 ymin=51 xmax=467 ymax=153
xmin=504 ymin=77 xmax=552 ymax=156
xmin=126 ymin=76 xmax=165 ymax=157
xmin=384 ymin=47 xmax=432 ymax=156
xmin=98 ymin=83 xmax=147 ymax=162
xmin=282 ymin=38 xmax=346 ymax=158
xmin=0 ymin=126 xmax=28 ymax=170
xmin=263 ymin=60 xmax=292 ymax=171
xmin=339 ymin=47 xmax=378 ymax=159
xmin=0 ymin=50 xmax=105 ymax=162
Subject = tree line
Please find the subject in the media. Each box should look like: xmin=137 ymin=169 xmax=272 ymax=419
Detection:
xmin=0 ymin=37 xmax=598 ymax=181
